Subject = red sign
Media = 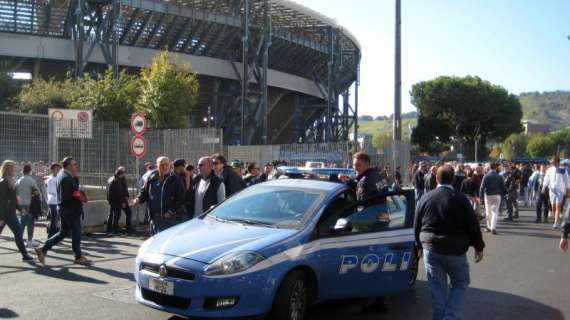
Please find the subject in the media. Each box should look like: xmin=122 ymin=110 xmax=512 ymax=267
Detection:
xmin=130 ymin=135 xmax=147 ymax=158
xmin=130 ymin=112 xmax=147 ymax=135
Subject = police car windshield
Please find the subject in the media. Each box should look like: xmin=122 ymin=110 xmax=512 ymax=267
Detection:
xmin=205 ymin=186 xmax=325 ymax=229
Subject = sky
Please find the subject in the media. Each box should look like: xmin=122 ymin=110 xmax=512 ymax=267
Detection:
xmin=303 ymin=0 xmax=570 ymax=117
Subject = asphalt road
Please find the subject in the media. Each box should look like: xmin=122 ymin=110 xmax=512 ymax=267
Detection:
xmin=1 ymin=208 xmax=569 ymax=320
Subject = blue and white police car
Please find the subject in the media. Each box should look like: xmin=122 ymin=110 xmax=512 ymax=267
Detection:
xmin=134 ymin=178 xmax=418 ymax=320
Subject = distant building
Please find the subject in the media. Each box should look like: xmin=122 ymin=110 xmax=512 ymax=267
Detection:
xmin=350 ymin=133 xmax=373 ymax=149
xmin=522 ymin=120 xmax=550 ymax=135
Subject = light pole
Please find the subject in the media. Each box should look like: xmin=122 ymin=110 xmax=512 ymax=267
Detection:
xmin=393 ymin=0 xmax=402 ymax=170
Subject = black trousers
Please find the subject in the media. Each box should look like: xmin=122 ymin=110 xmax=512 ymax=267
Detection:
xmin=0 ymin=212 xmax=29 ymax=258
xmin=536 ymin=193 xmax=549 ymax=220
xmin=107 ymin=203 xmax=132 ymax=233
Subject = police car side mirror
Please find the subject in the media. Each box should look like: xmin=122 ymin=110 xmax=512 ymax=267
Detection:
xmin=331 ymin=218 xmax=353 ymax=233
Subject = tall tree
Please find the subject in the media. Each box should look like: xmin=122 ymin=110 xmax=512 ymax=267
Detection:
xmin=70 ymin=69 xmax=140 ymax=127
xmin=138 ymin=51 xmax=199 ymax=129
xmin=410 ymin=76 xmax=523 ymax=159
xmin=501 ymin=133 xmax=529 ymax=160
xmin=17 ymin=77 xmax=80 ymax=114
xmin=526 ymin=135 xmax=556 ymax=158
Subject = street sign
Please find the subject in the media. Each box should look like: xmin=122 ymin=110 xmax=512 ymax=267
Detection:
xmin=130 ymin=112 xmax=147 ymax=135
xmin=49 ymin=108 xmax=93 ymax=138
xmin=130 ymin=135 xmax=147 ymax=158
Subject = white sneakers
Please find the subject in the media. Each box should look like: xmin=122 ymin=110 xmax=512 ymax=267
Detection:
xmin=25 ymin=239 xmax=41 ymax=248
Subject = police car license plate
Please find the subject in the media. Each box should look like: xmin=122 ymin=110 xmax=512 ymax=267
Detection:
xmin=149 ymin=278 xmax=174 ymax=295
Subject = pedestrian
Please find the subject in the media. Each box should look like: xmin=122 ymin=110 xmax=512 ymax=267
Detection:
xmin=504 ymin=163 xmax=520 ymax=221
xmin=187 ymin=157 xmax=226 ymax=218
xmin=243 ymin=162 xmax=262 ymax=186
xmin=248 ymin=162 xmax=273 ymax=186
xmin=394 ymin=166 xmax=402 ymax=188
xmin=535 ymin=164 xmax=549 ymax=223
xmin=231 ymin=160 xmax=244 ymax=178
xmin=133 ymin=157 xmax=187 ymax=234
xmin=560 ymin=209 xmax=569 ymax=252
xmin=45 ymin=163 xmax=61 ymax=238
xmin=424 ymin=165 xmax=438 ymax=193
xmin=0 ymin=160 xmax=35 ymax=261
xmin=338 ymin=152 xmax=381 ymax=203
xmin=414 ymin=165 xmax=485 ymax=320
xmin=15 ymin=163 xmax=39 ymax=248
xmin=542 ymin=157 xmax=570 ymax=229
xmin=106 ymin=167 xmax=133 ymax=235
xmin=35 ymin=157 xmax=91 ymax=266
xmin=453 ymin=164 xmax=466 ymax=192
xmin=183 ymin=164 xmax=195 ymax=217
xmin=173 ymin=159 xmax=187 ymax=180
xmin=139 ymin=162 xmax=155 ymax=225
xmin=479 ymin=162 xmax=506 ymax=235
xmin=413 ymin=162 xmax=427 ymax=202
xmin=521 ymin=163 xmax=532 ymax=207
xmin=460 ymin=168 xmax=479 ymax=213
xmin=212 ymin=154 xmax=245 ymax=197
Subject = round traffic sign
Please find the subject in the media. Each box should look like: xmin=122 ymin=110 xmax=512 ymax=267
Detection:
xmin=130 ymin=135 xmax=147 ymax=158
xmin=130 ymin=112 xmax=147 ymax=135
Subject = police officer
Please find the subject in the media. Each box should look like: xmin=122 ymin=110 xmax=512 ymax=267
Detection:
xmin=338 ymin=152 xmax=381 ymax=202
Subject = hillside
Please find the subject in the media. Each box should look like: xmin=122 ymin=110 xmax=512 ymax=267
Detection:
xmin=356 ymin=118 xmax=417 ymax=137
xmin=519 ymin=91 xmax=570 ymax=130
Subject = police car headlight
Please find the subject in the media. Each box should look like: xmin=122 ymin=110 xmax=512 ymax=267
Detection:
xmin=204 ymin=252 xmax=265 ymax=276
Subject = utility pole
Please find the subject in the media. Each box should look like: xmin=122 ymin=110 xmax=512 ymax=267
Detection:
xmin=393 ymin=0 xmax=402 ymax=169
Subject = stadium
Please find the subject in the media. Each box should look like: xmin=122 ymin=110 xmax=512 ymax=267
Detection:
xmin=0 ymin=0 xmax=361 ymax=145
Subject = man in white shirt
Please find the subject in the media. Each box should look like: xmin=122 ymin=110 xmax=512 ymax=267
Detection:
xmin=542 ymin=157 xmax=570 ymax=229
xmin=189 ymin=157 xmax=225 ymax=218
xmin=45 ymin=163 xmax=61 ymax=238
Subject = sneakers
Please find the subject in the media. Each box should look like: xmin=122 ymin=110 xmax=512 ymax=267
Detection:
xmin=34 ymin=247 xmax=46 ymax=264
xmin=484 ymin=227 xmax=491 ymax=232
xmin=534 ymin=219 xmax=541 ymax=223
xmin=553 ymin=222 xmax=561 ymax=229
xmin=74 ymin=256 xmax=93 ymax=266
xmin=492 ymin=229 xmax=498 ymax=235
xmin=26 ymin=239 xmax=41 ymax=248
xmin=22 ymin=255 xmax=35 ymax=262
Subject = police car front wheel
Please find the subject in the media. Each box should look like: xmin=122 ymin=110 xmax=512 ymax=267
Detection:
xmin=270 ymin=270 xmax=310 ymax=320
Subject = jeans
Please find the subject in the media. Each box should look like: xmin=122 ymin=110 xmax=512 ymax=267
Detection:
xmin=415 ymin=188 xmax=425 ymax=203
xmin=107 ymin=203 xmax=133 ymax=233
xmin=423 ymin=250 xmax=470 ymax=320
xmin=42 ymin=206 xmax=82 ymax=259
xmin=536 ymin=193 xmax=549 ymax=221
xmin=19 ymin=206 xmax=34 ymax=241
xmin=150 ymin=212 xmax=178 ymax=235
xmin=48 ymin=204 xmax=60 ymax=238
xmin=1 ymin=211 xmax=30 ymax=258
xmin=506 ymin=194 xmax=519 ymax=218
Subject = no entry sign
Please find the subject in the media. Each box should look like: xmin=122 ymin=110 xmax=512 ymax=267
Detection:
xmin=130 ymin=112 xmax=147 ymax=135
xmin=130 ymin=136 xmax=147 ymax=158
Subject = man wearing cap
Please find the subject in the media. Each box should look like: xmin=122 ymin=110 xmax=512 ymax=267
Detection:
xmin=212 ymin=154 xmax=245 ymax=197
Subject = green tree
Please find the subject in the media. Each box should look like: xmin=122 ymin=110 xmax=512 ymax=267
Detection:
xmin=0 ymin=72 xmax=19 ymax=111
xmin=411 ymin=116 xmax=453 ymax=154
xmin=138 ymin=51 xmax=199 ymax=129
xmin=526 ymin=135 xmax=557 ymax=158
xmin=70 ymin=69 xmax=140 ymax=127
xmin=551 ymin=128 xmax=570 ymax=157
xmin=372 ymin=132 xmax=392 ymax=151
xmin=17 ymin=77 xmax=80 ymax=114
xmin=410 ymin=76 xmax=523 ymax=159
xmin=501 ymin=133 xmax=528 ymax=160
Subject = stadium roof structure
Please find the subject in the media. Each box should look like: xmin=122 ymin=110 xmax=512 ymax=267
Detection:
xmin=0 ymin=0 xmax=362 ymax=145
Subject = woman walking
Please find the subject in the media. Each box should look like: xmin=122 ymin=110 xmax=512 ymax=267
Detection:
xmin=0 ymin=160 xmax=35 ymax=261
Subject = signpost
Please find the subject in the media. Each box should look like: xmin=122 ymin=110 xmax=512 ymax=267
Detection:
xmin=130 ymin=112 xmax=147 ymax=227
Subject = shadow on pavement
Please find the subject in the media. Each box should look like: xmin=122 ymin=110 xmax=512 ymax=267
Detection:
xmin=0 ymin=308 xmax=18 ymax=318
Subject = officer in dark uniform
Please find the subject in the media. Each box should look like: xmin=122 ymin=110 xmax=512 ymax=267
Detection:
xmin=338 ymin=152 xmax=382 ymax=203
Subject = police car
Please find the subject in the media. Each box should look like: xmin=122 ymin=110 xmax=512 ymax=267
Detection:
xmin=134 ymin=178 xmax=418 ymax=320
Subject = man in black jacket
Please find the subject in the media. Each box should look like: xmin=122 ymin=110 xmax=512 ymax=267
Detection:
xmin=188 ymin=157 xmax=226 ymax=218
xmin=338 ymin=152 xmax=381 ymax=202
xmin=106 ymin=167 xmax=133 ymax=235
xmin=36 ymin=157 xmax=91 ymax=265
xmin=413 ymin=162 xmax=427 ymax=202
xmin=212 ymin=154 xmax=245 ymax=197
xmin=134 ymin=157 xmax=186 ymax=235
xmin=414 ymin=165 xmax=485 ymax=320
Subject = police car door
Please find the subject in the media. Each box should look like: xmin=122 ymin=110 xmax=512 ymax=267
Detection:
xmin=315 ymin=189 xmax=416 ymax=299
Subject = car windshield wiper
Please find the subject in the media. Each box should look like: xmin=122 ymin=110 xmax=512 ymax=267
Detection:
xmin=224 ymin=218 xmax=279 ymax=228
